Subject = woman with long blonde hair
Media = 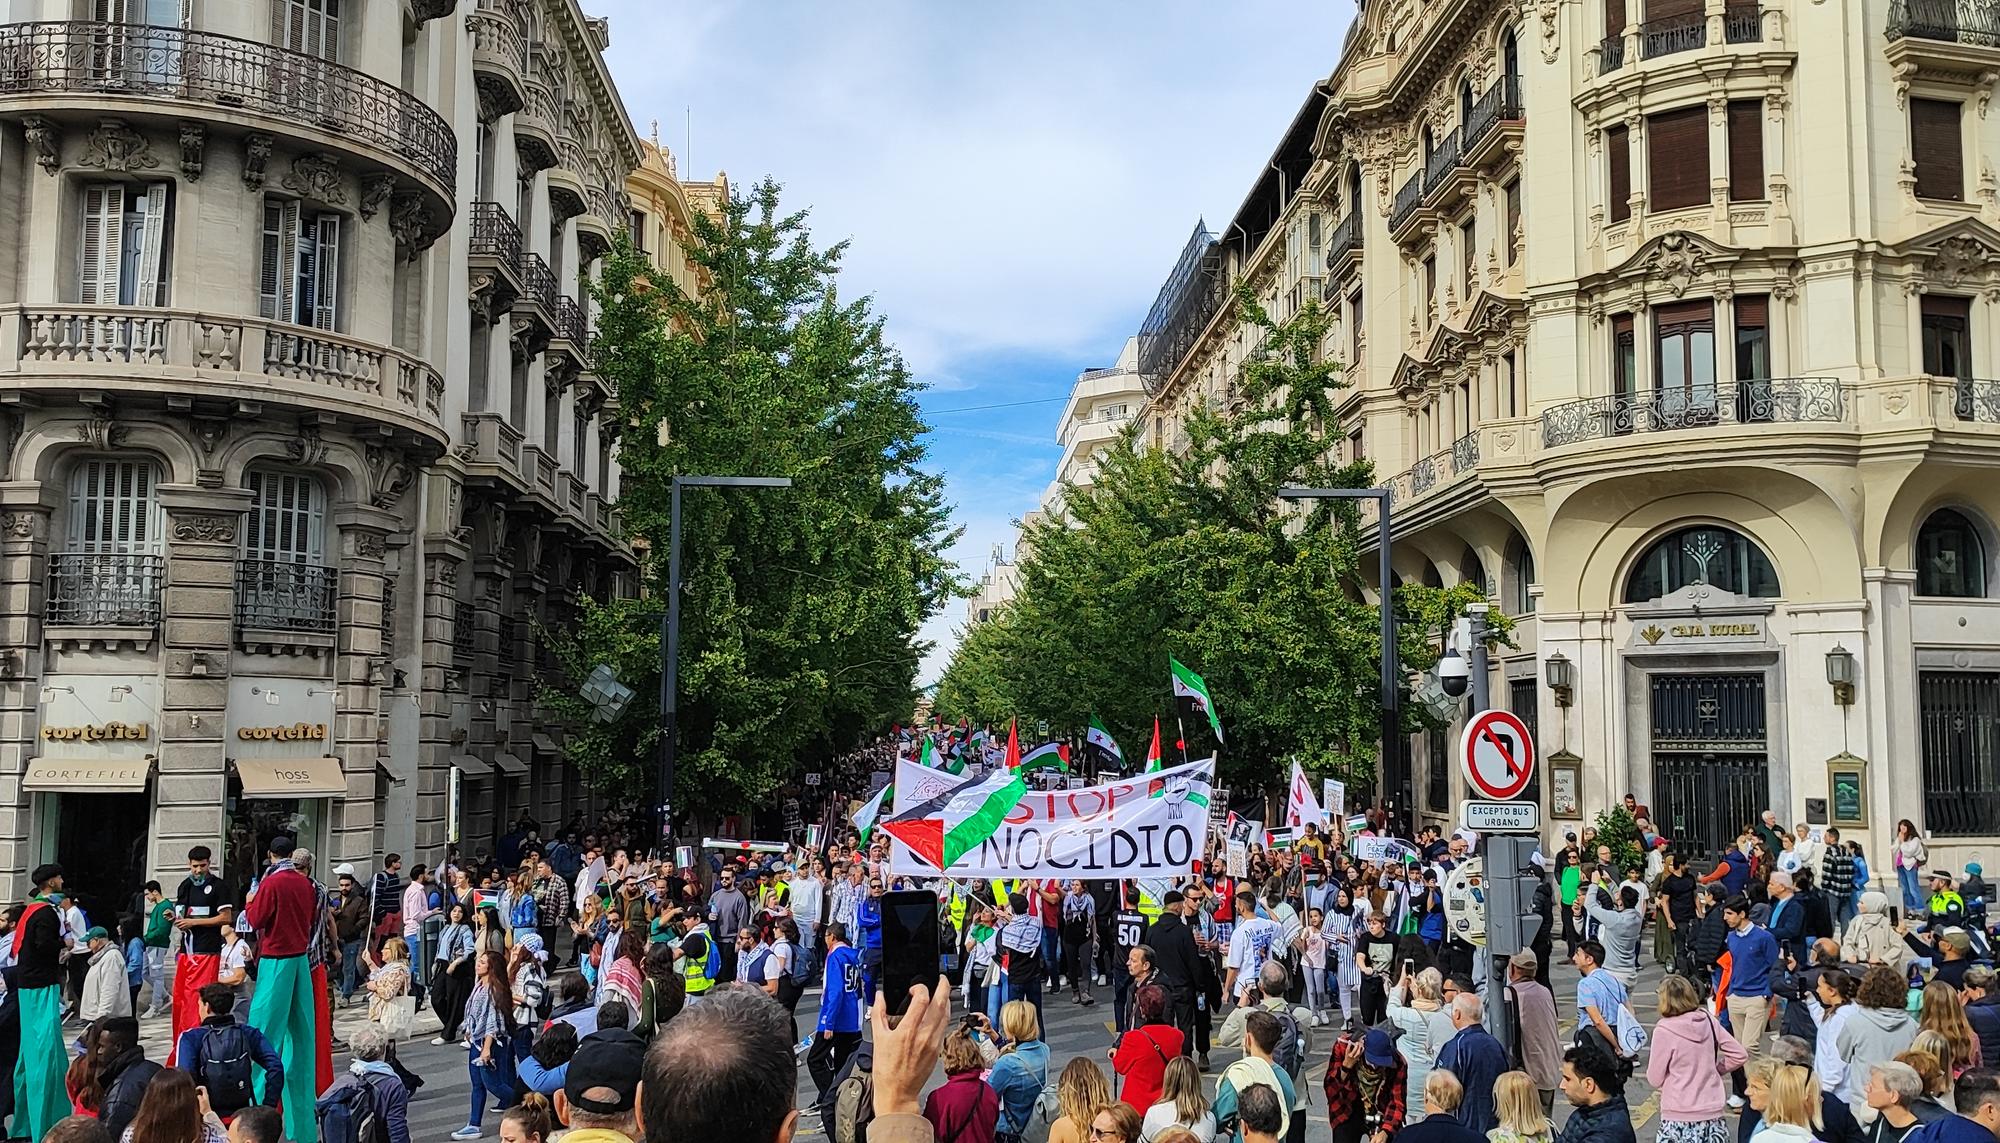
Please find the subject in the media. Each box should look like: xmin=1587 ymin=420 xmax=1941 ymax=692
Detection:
xmin=1142 ymin=1055 xmax=1216 ymax=1142
xmin=1919 ymin=983 xmax=1981 ymax=1075
xmin=1049 ymin=1057 xmax=1112 ymax=1143
xmin=987 ymin=999 xmax=1049 ymax=1143
xmin=1489 ymin=1071 xmax=1553 ymax=1143
xmin=1745 ymin=1060 xmax=1821 ymax=1143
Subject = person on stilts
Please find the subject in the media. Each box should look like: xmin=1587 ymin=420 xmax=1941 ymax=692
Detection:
xmin=244 ymin=835 xmax=323 ymax=1142
xmin=10 ymin=864 xmax=71 ymax=1142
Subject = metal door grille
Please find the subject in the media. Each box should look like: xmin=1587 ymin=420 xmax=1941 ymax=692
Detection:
xmin=1651 ymin=673 xmax=1768 ymax=860
xmin=1920 ymin=672 xmax=2000 ymax=837
xmin=1509 ymin=677 xmax=1542 ymax=805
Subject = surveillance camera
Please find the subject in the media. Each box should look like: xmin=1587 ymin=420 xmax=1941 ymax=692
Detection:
xmin=1438 ymin=650 xmax=1470 ymax=698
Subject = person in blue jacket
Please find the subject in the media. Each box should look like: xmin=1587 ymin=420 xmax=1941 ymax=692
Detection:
xmin=858 ymin=875 xmax=884 ymax=1002
xmin=987 ymin=999 xmax=1050 ymax=1143
xmin=807 ymin=922 xmax=865 ymax=1111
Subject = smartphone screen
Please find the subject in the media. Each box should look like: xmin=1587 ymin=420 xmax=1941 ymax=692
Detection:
xmin=880 ymin=889 xmax=941 ymax=1017
xmin=1890 ymin=904 xmax=1902 ymax=926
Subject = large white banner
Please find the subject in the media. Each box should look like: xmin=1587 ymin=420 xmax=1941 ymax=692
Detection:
xmin=887 ymin=757 xmax=1215 ymax=880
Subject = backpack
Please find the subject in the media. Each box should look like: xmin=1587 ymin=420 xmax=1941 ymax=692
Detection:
xmin=316 ymin=1074 xmax=385 ymax=1143
xmin=1271 ymin=1008 xmax=1307 ymax=1086
xmin=830 ymin=1059 xmax=874 ymax=1143
xmin=789 ymin=942 xmax=813 ymax=985
xmin=194 ymin=1024 xmax=256 ymax=1117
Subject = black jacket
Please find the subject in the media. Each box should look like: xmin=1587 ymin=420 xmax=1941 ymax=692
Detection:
xmin=1555 ymin=1097 xmax=1637 ymax=1143
xmin=14 ymin=902 xmax=63 ymax=990
xmin=1968 ymin=995 xmax=2000 ymax=1067
xmin=1143 ymin=912 xmax=1203 ymax=996
xmin=1690 ymin=908 xmax=1729 ymax=976
xmin=99 ymin=1047 xmax=162 ymax=1140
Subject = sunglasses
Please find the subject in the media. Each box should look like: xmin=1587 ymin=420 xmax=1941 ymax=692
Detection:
xmin=1088 ymin=1128 xmax=1126 ymax=1142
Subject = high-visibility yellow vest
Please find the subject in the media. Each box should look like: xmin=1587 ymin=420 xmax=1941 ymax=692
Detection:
xmin=680 ymin=927 xmax=715 ymax=994
xmin=1136 ymin=884 xmax=1163 ymax=923
xmin=948 ymin=885 xmax=968 ymax=933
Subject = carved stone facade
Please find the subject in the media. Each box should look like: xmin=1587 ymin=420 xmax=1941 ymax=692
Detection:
xmin=1137 ymin=0 xmax=2000 ymax=863
xmin=0 ymin=0 xmax=642 ymax=902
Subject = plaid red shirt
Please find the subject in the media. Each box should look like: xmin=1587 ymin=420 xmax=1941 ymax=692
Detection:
xmin=1325 ymin=1052 xmax=1407 ymax=1135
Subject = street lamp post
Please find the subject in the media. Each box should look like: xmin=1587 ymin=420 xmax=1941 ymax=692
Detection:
xmin=1276 ymin=485 xmax=1406 ymax=825
xmin=659 ymin=475 xmax=792 ymax=847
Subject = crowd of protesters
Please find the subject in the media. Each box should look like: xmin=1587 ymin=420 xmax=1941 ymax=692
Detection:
xmin=6 ymin=786 xmax=2000 ymax=1143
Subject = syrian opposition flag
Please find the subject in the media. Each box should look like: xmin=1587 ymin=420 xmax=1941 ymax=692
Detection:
xmin=1169 ymin=656 xmax=1224 ymax=742
xmin=880 ymin=766 xmax=1029 ymax=873
xmin=1086 ymin=715 xmax=1123 ymax=766
xmin=920 ymin=734 xmax=964 ymax=777
xmin=1017 ymin=741 xmax=1071 ymax=774
xmin=1145 ymin=718 xmax=1163 ymax=773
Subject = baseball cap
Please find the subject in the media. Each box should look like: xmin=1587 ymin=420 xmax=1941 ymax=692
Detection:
xmin=1942 ymin=928 xmax=1974 ymax=955
xmin=84 ymin=926 xmax=108 ymax=941
xmin=564 ymin=1027 xmax=646 ymax=1114
xmin=1364 ymin=1028 xmax=1399 ymax=1067
xmin=334 ymin=863 xmax=357 ymax=878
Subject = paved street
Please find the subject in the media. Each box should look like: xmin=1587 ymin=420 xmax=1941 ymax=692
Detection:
xmin=123 ymin=951 xmax=1685 ymax=1142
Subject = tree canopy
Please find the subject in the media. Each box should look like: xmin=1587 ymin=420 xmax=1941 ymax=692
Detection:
xmin=540 ymin=178 xmax=959 ymax=819
xmin=933 ymin=288 xmax=1502 ymax=797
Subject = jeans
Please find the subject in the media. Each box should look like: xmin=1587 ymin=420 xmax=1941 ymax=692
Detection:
xmin=339 ymin=938 xmax=364 ymax=999
xmin=1040 ymin=927 xmax=1061 ymax=984
xmin=1900 ymin=866 xmax=1924 ymax=914
xmin=142 ymin=947 xmax=168 ymax=1011
xmin=1111 ymin=967 xmax=1132 ymax=1033
xmin=1834 ymin=895 xmax=1858 ymax=933
xmin=465 ymin=1043 xmax=516 ymax=1126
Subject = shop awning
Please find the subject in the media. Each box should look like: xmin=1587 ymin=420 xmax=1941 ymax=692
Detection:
xmin=452 ymin=754 xmax=494 ymax=777
xmin=493 ymin=752 xmax=528 ymax=776
xmin=22 ymin=757 xmax=151 ymax=792
xmin=531 ymin=733 xmax=561 ymax=753
xmin=235 ymin=756 xmax=346 ymax=798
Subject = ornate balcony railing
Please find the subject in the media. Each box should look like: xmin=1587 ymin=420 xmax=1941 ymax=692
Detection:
xmin=1390 ymin=170 xmax=1425 ymax=231
xmin=8 ymin=306 xmax=445 ymax=429
xmin=1724 ymin=4 xmax=1764 ymax=42
xmin=1452 ymin=430 xmax=1481 ymax=475
xmin=1462 ymin=75 xmax=1523 ymax=153
xmin=553 ymin=295 xmax=588 ymax=347
xmin=1540 ymin=378 xmax=1847 ymax=447
xmin=1640 ymin=12 xmax=1708 ymax=58
xmin=1600 ymin=33 xmax=1627 ymax=71
xmin=1410 ymin=453 xmax=1441 ymax=494
xmin=468 ymin=201 xmax=522 ymax=268
xmin=0 ymin=21 xmax=454 ymax=193
xmin=235 ymin=559 xmax=336 ymax=633
xmin=1423 ymin=132 xmax=1463 ymax=194
xmin=1956 ymin=378 xmax=2000 ymax=422
xmin=519 ymin=252 xmax=556 ymax=310
xmin=48 ymin=551 xmax=162 ymax=627
xmin=453 ymin=601 xmax=475 ymax=659
xmin=1888 ymin=0 xmax=2000 ymax=44
xmin=1325 ymin=211 xmax=1363 ymax=273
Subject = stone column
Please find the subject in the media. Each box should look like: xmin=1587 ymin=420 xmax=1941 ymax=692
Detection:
xmin=0 ymin=485 xmax=54 ymax=894
xmin=416 ymin=468 xmax=470 ymax=862
xmin=331 ymin=504 xmax=396 ymax=870
xmin=155 ymin=485 xmax=251 ymax=888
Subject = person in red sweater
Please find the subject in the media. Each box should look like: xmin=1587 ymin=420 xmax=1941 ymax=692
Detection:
xmin=243 ymin=836 xmax=319 ymax=1143
xmin=1112 ymin=983 xmax=1186 ymax=1114
xmin=924 ymin=1024 xmax=999 ymax=1143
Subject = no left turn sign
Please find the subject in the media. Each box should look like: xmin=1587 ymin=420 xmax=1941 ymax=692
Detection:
xmin=1459 ymin=709 xmax=1536 ymax=800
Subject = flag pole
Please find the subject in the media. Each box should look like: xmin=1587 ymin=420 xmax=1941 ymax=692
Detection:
xmin=1176 ymin=715 xmax=1190 ymax=765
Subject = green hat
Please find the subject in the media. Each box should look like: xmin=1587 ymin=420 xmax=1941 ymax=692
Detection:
xmin=84 ymin=926 xmax=108 ymax=941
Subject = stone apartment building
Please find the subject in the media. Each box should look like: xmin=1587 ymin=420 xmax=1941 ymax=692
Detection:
xmin=1143 ymin=0 xmax=2000 ymax=866
xmin=0 ymin=0 xmax=647 ymax=914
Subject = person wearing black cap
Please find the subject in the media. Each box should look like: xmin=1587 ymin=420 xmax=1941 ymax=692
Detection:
xmin=12 ymin=862 xmax=70 ymax=1142
xmin=556 ymin=1027 xmax=646 ymax=1142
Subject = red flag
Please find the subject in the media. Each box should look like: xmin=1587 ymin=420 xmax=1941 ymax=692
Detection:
xmin=1004 ymin=718 xmax=1021 ymax=770
xmin=1145 ymin=718 xmax=1162 ymax=772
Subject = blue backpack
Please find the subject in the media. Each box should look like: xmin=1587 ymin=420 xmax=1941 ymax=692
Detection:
xmin=316 ymin=1074 xmax=385 ymax=1143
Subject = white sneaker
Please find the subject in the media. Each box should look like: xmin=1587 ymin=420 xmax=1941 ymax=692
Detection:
xmin=431 ymin=1036 xmax=451 ymax=1046
xmin=450 ymin=1128 xmax=483 ymax=1140
xmin=1727 ymin=1095 xmax=1744 ymax=1110
xmin=1096 ymin=974 xmax=1109 ymax=986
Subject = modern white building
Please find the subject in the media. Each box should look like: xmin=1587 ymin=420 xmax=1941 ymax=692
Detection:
xmin=1041 ymin=336 xmax=1146 ymax=517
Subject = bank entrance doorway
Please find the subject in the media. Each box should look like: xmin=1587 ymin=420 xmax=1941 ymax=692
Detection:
xmin=1650 ymin=672 xmax=1770 ymax=862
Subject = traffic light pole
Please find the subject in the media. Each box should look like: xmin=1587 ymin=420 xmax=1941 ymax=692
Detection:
xmin=1482 ymin=832 xmax=1538 ymax=1058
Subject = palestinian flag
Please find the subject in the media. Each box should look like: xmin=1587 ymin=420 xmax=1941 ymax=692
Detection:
xmin=1145 ymin=717 xmax=1163 ymax=773
xmin=1017 ymin=741 xmax=1071 ymax=774
xmin=852 ymin=781 xmax=893 ymax=844
xmin=1002 ymin=720 xmax=1021 ymax=770
xmin=920 ymin=734 xmax=964 ymax=777
xmin=1169 ymin=656 xmax=1224 ymax=742
xmin=1086 ymin=715 xmax=1122 ymax=765
xmin=880 ymin=766 xmax=1029 ymax=873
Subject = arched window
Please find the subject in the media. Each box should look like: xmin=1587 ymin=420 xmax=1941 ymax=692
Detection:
xmin=1459 ymin=77 xmax=1475 ymax=127
xmin=1423 ymin=561 xmax=1444 ymax=589
xmin=1917 ymin=508 xmax=1989 ymax=597
xmin=1510 ymin=538 xmax=1538 ymax=614
xmin=1501 ymin=27 xmax=1521 ymax=82
xmin=1346 ymin=163 xmax=1364 ymax=217
xmin=1460 ymin=543 xmax=1491 ymax=596
xmin=241 ymin=469 xmax=333 ymax=632
xmin=1624 ymin=524 xmax=1780 ymax=602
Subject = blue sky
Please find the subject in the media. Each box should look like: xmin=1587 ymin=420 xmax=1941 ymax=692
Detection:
xmin=592 ymin=1 xmax=1356 ymax=683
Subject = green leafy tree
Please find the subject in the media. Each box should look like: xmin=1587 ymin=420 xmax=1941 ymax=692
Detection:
xmin=1589 ymin=805 xmax=1647 ymax=877
xmin=542 ymin=178 xmax=960 ymax=819
xmin=935 ymin=288 xmax=1509 ymax=797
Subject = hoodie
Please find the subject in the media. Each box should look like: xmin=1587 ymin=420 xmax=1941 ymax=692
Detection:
xmin=1748 ymin=1123 xmax=1819 ymax=1143
xmin=1843 ymin=892 xmax=1912 ymax=972
xmin=1648 ymin=1009 xmax=1748 ymax=1121
xmin=1909 ymin=1115 xmax=1998 ymax=1143
xmin=1835 ymin=1005 xmax=1918 ymax=1097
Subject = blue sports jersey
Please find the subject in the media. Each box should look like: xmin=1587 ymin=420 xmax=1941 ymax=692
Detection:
xmin=818 ymin=944 xmax=865 ymax=1034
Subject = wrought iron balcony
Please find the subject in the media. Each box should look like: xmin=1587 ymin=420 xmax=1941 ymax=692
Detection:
xmin=1452 ymin=430 xmax=1480 ymax=475
xmin=1389 ymin=170 xmax=1425 ymax=232
xmin=1410 ymin=453 xmax=1441 ymax=495
xmin=553 ymin=295 xmax=588 ymax=348
xmin=453 ymin=601 xmax=475 ymax=659
xmin=1325 ymin=211 xmax=1363 ymax=275
xmin=1888 ymin=0 xmax=2000 ymax=44
xmin=1463 ymin=76 xmax=1523 ymax=154
xmin=1540 ymin=378 xmax=1847 ymax=448
xmin=1423 ymin=133 xmax=1463 ymax=194
xmin=1956 ymin=378 xmax=2000 ymax=421
xmin=519 ymin=253 xmax=556 ymax=310
xmin=1600 ymin=33 xmax=1627 ymax=71
xmin=235 ymin=559 xmax=336 ymax=633
xmin=468 ymin=201 xmax=522 ymax=268
xmin=1725 ymin=4 xmax=1764 ymax=42
xmin=48 ymin=551 xmax=162 ymax=627
xmin=0 ymin=21 xmax=454 ymax=194
xmin=1640 ymin=12 xmax=1708 ymax=58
